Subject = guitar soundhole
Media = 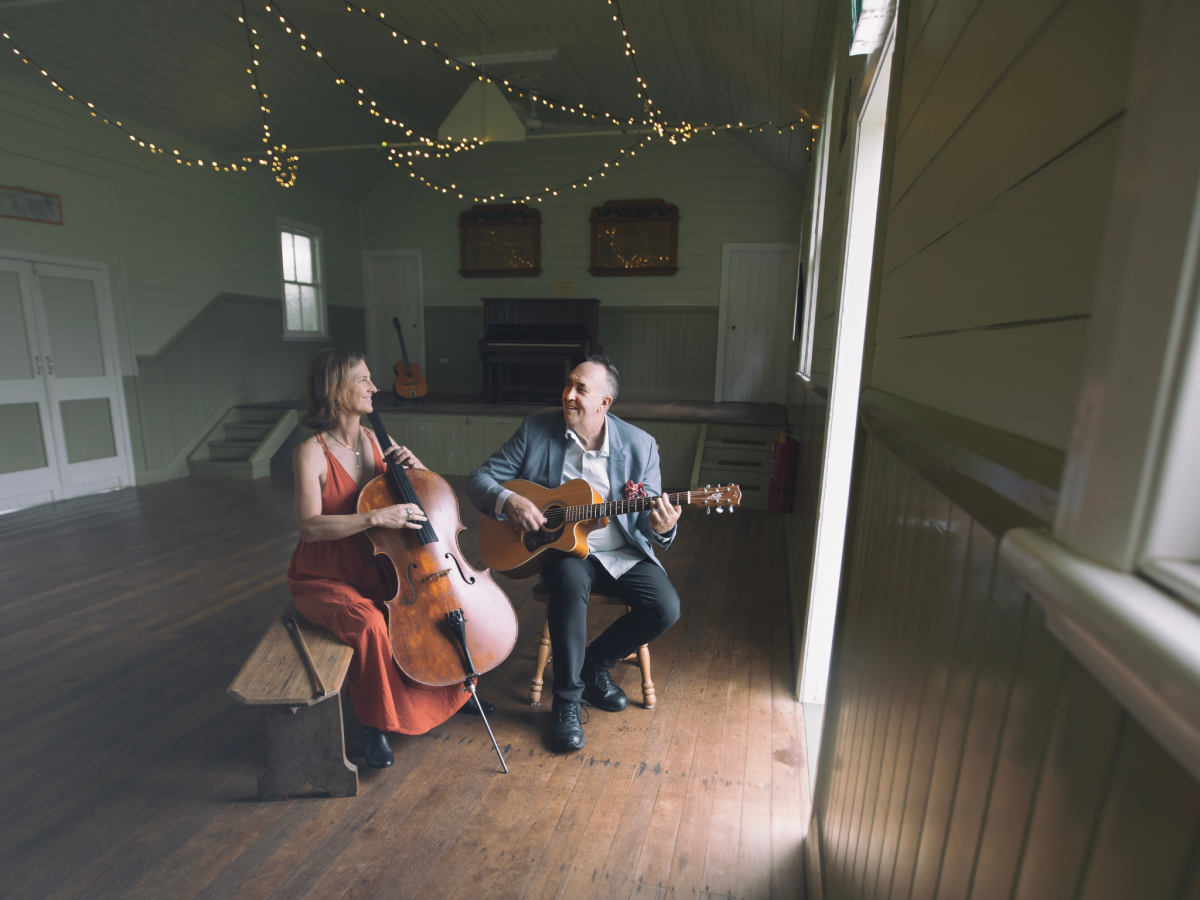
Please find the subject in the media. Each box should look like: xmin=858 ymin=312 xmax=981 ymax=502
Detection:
xmin=524 ymin=502 xmax=566 ymax=552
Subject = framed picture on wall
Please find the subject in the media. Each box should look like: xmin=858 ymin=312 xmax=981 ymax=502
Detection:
xmin=589 ymin=199 xmax=679 ymax=276
xmin=458 ymin=203 xmax=542 ymax=277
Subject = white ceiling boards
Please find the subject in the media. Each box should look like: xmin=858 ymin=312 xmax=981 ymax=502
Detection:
xmin=0 ymin=0 xmax=831 ymax=195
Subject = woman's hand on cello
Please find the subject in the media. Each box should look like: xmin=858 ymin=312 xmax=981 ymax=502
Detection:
xmin=385 ymin=441 xmax=425 ymax=470
xmin=371 ymin=503 xmax=428 ymax=530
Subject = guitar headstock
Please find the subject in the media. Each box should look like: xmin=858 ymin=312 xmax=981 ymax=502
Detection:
xmin=688 ymin=484 xmax=742 ymax=514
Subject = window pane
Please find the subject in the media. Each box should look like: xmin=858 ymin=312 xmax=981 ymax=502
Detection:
xmin=60 ymin=397 xmax=116 ymax=463
xmin=299 ymin=285 xmax=317 ymax=332
xmin=0 ymin=272 xmax=32 ymax=379
xmin=39 ymin=276 xmax=105 ymax=377
xmin=281 ymin=232 xmax=296 ymax=282
xmin=0 ymin=402 xmax=48 ymax=473
xmin=293 ymin=233 xmax=313 ymax=284
xmin=284 ymin=282 xmax=301 ymax=331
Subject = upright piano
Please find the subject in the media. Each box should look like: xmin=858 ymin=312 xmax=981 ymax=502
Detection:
xmin=478 ymin=298 xmax=600 ymax=403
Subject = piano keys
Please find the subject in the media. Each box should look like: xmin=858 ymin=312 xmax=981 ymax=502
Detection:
xmin=478 ymin=298 xmax=601 ymax=403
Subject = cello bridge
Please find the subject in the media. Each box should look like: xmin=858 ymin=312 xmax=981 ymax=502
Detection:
xmin=422 ymin=568 xmax=452 ymax=583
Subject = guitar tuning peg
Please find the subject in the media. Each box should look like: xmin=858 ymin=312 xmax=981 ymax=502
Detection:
xmin=716 ymin=506 xmax=724 ymax=514
xmin=706 ymin=484 xmax=711 ymax=489
xmin=729 ymin=506 xmax=735 ymax=513
xmin=706 ymin=507 xmax=712 ymax=515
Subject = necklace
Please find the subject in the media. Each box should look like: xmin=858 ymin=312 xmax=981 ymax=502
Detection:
xmin=326 ymin=429 xmax=361 ymax=469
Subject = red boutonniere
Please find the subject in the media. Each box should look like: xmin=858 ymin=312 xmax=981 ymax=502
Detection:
xmin=623 ymin=481 xmax=646 ymax=500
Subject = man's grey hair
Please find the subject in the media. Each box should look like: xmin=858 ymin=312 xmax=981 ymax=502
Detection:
xmin=585 ymin=354 xmax=620 ymax=400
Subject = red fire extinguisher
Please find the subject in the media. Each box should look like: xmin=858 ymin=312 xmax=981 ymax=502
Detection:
xmin=768 ymin=429 xmax=801 ymax=513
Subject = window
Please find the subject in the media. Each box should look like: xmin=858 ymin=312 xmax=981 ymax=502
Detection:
xmin=797 ymin=77 xmax=836 ymax=378
xmin=279 ymin=223 xmax=327 ymax=339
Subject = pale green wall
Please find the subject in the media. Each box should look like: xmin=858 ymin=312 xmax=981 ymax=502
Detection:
xmin=361 ymin=135 xmax=802 ymax=400
xmin=0 ymin=73 xmax=364 ymax=372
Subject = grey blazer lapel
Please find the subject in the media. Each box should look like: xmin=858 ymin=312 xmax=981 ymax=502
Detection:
xmin=547 ymin=414 xmax=568 ymax=487
xmin=606 ymin=416 xmax=632 ymax=539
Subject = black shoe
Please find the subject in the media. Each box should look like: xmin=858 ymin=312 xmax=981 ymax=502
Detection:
xmin=363 ymin=726 xmax=394 ymax=769
xmin=548 ymin=697 xmax=586 ymax=752
xmin=459 ymin=695 xmax=495 ymax=716
xmin=581 ymin=665 xmax=628 ymax=712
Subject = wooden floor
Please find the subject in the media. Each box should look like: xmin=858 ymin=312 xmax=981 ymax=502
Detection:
xmin=0 ymin=474 xmax=809 ymax=900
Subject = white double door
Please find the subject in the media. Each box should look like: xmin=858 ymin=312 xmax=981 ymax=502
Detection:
xmin=0 ymin=254 xmax=134 ymax=510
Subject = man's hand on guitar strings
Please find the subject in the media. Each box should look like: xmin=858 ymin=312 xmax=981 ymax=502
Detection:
xmin=649 ymin=495 xmax=682 ymax=534
xmin=503 ymin=493 xmax=548 ymax=533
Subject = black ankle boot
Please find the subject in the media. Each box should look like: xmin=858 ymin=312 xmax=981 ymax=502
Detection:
xmin=458 ymin=695 xmax=495 ymax=716
xmin=548 ymin=697 xmax=586 ymax=752
xmin=581 ymin=665 xmax=628 ymax=712
xmin=363 ymin=726 xmax=394 ymax=769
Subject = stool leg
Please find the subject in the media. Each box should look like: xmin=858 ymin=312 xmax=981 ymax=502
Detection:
xmin=530 ymin=614 xmax=552 ymax=705
xmin=258 ymin=692 xmax=358 ymax=801
xmin=636 ymin=645 xmax=655 ymax=709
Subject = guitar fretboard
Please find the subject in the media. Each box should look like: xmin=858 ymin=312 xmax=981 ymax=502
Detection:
xmin=562 ymin=491 xmax=692 ymax=523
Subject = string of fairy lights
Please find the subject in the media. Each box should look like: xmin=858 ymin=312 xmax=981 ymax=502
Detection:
xmin=1 ymin=1 xmax=819 ymax=195
xmin=238 ymin=0 xmax=297 ymax=186
xmin=0 ymin=29 xmax=251 ymax=175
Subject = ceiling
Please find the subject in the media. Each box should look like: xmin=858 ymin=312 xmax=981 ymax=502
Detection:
xmin=0 ymin=0 xmax=832 ymax=196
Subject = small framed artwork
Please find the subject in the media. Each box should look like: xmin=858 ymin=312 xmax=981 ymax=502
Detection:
xmin=589 ymin=198 xmax=679 ymax=276
xmin=458 ymin=203 xmax=542 ymax=278
xmin=0 ymin=185 xmax=63 ymax=225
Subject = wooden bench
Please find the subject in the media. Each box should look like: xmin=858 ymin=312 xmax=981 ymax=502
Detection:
xmin=227 ymin=603 xmax=360 ymax=800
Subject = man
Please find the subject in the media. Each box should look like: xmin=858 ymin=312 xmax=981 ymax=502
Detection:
xmin=466 ymin=356 xmax=682 ymax=751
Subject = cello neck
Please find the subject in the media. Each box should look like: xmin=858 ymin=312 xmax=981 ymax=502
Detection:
xmin=365 ymin=411 xmax=438 ymax=544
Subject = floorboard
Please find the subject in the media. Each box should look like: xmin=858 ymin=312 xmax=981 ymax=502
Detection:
xmin=0 ymin=474 xmax=808 ymax=900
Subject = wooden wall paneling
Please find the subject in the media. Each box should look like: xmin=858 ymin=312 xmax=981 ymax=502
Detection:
xmin=933 ymin=558 xmax=1030 ymax=897
xmin=894 ymin=0 xmax=1062 ymax=195
xmin=869 ymin=489 xmax=958 ymax=899
xmin=870 ymin=317 xmax=1090 ymax=450
xmin=827 ymin=447 xmax=903 ymax=892
xmin=1073 ymin=720 xmax=1200 ymax=900
xmin=967 ymin=600 xmax=1068 ymax=900
xmin=882 ymin=0 xmax=1141 ymax=273
xmin=812 ymin=437 xmax=884 ymax=893
xmin=857 ymin=467 xmax=945 ymax=898
xmin=877 ymin=120 xmax=1120 ymax=340
xmin=904 ymin=0 xmax=944 ymax=62
xmin=1008 ymin=661 xmax=1125 ymax=900
xmin=905 ymin=518 xmax=999 ymax=899
xmin=843 ymin=459 xmax=930 ymax=897
xmin=896 ymin=0 xmax=985 ymax=137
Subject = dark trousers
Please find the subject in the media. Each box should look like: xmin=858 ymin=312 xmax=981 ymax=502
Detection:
xmin=539 ymin=554 xmax=681 ymax=702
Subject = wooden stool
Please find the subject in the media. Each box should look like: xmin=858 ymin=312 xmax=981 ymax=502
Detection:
xmin=529 ymin=582 xmax=656 ymax=709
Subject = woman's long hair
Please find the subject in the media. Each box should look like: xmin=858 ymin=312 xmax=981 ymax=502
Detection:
xmin=302 ymin=348 xmax=365 ymax=431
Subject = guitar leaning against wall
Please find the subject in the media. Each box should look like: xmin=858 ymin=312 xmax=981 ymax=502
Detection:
xmin=479 ymin=478 xmax=742 ymax=579
xmin=392 ymin=316 xmax=428 ymax=402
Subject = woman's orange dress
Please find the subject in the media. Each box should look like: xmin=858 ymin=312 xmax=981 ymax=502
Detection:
xmin=287 ymin=431 xmax=467 ymax=734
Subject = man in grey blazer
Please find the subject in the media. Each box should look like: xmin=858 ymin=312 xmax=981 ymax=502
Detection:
xmin=466 ymin=356 xmax=682 ymax=751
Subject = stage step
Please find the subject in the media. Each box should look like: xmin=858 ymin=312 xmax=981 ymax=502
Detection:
xmin=188 ymin=405 xmax=300 ymax=480
xmin=691 ymin=423 xmax=780 ymax=510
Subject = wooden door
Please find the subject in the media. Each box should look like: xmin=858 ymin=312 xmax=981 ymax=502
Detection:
xmin=363 ymin=251 xmax=425 ymax=389
xmin=715 ymin=243 xmax=800 ymax=403
xmin=0 ymin=259 xmax=63 ymax=509
xmin=29 ymin=261 xmax=134 ymax=499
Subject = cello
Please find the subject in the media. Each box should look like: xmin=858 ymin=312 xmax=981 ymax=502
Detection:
xmin=356 ymin=410 xmax=517 ymax=772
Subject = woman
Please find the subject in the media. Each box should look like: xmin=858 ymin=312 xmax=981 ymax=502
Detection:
xmin=287 ymin=348 xmax=468 ymax=769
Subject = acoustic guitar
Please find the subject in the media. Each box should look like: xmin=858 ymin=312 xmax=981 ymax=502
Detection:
xmin=392 ymin=316 xmax=428 ymax=401
xmin=479 ymin=478 xmax=742 ymax=579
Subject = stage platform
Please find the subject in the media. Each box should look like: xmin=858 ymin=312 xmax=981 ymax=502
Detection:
xmin=373 ymin=393 xmax=789 ymax=427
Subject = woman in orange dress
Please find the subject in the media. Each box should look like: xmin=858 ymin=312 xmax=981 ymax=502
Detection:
xmin=287 ymin=348 xmax=468 ymax=768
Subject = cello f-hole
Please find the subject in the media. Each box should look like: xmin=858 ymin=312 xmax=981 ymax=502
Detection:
xmin=446 ymin=552 xmax=476 ymax=585
xmin=404 ymin=563 xmax=419 ymax=605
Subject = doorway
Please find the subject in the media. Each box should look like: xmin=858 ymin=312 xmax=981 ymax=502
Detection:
xmin=362 ymin=250 xmax=425 ymax=391
xmin=715 ymin=242 xmax=800 ymax=404
xmin=0 ymin=253 xmax=135 ymax=511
